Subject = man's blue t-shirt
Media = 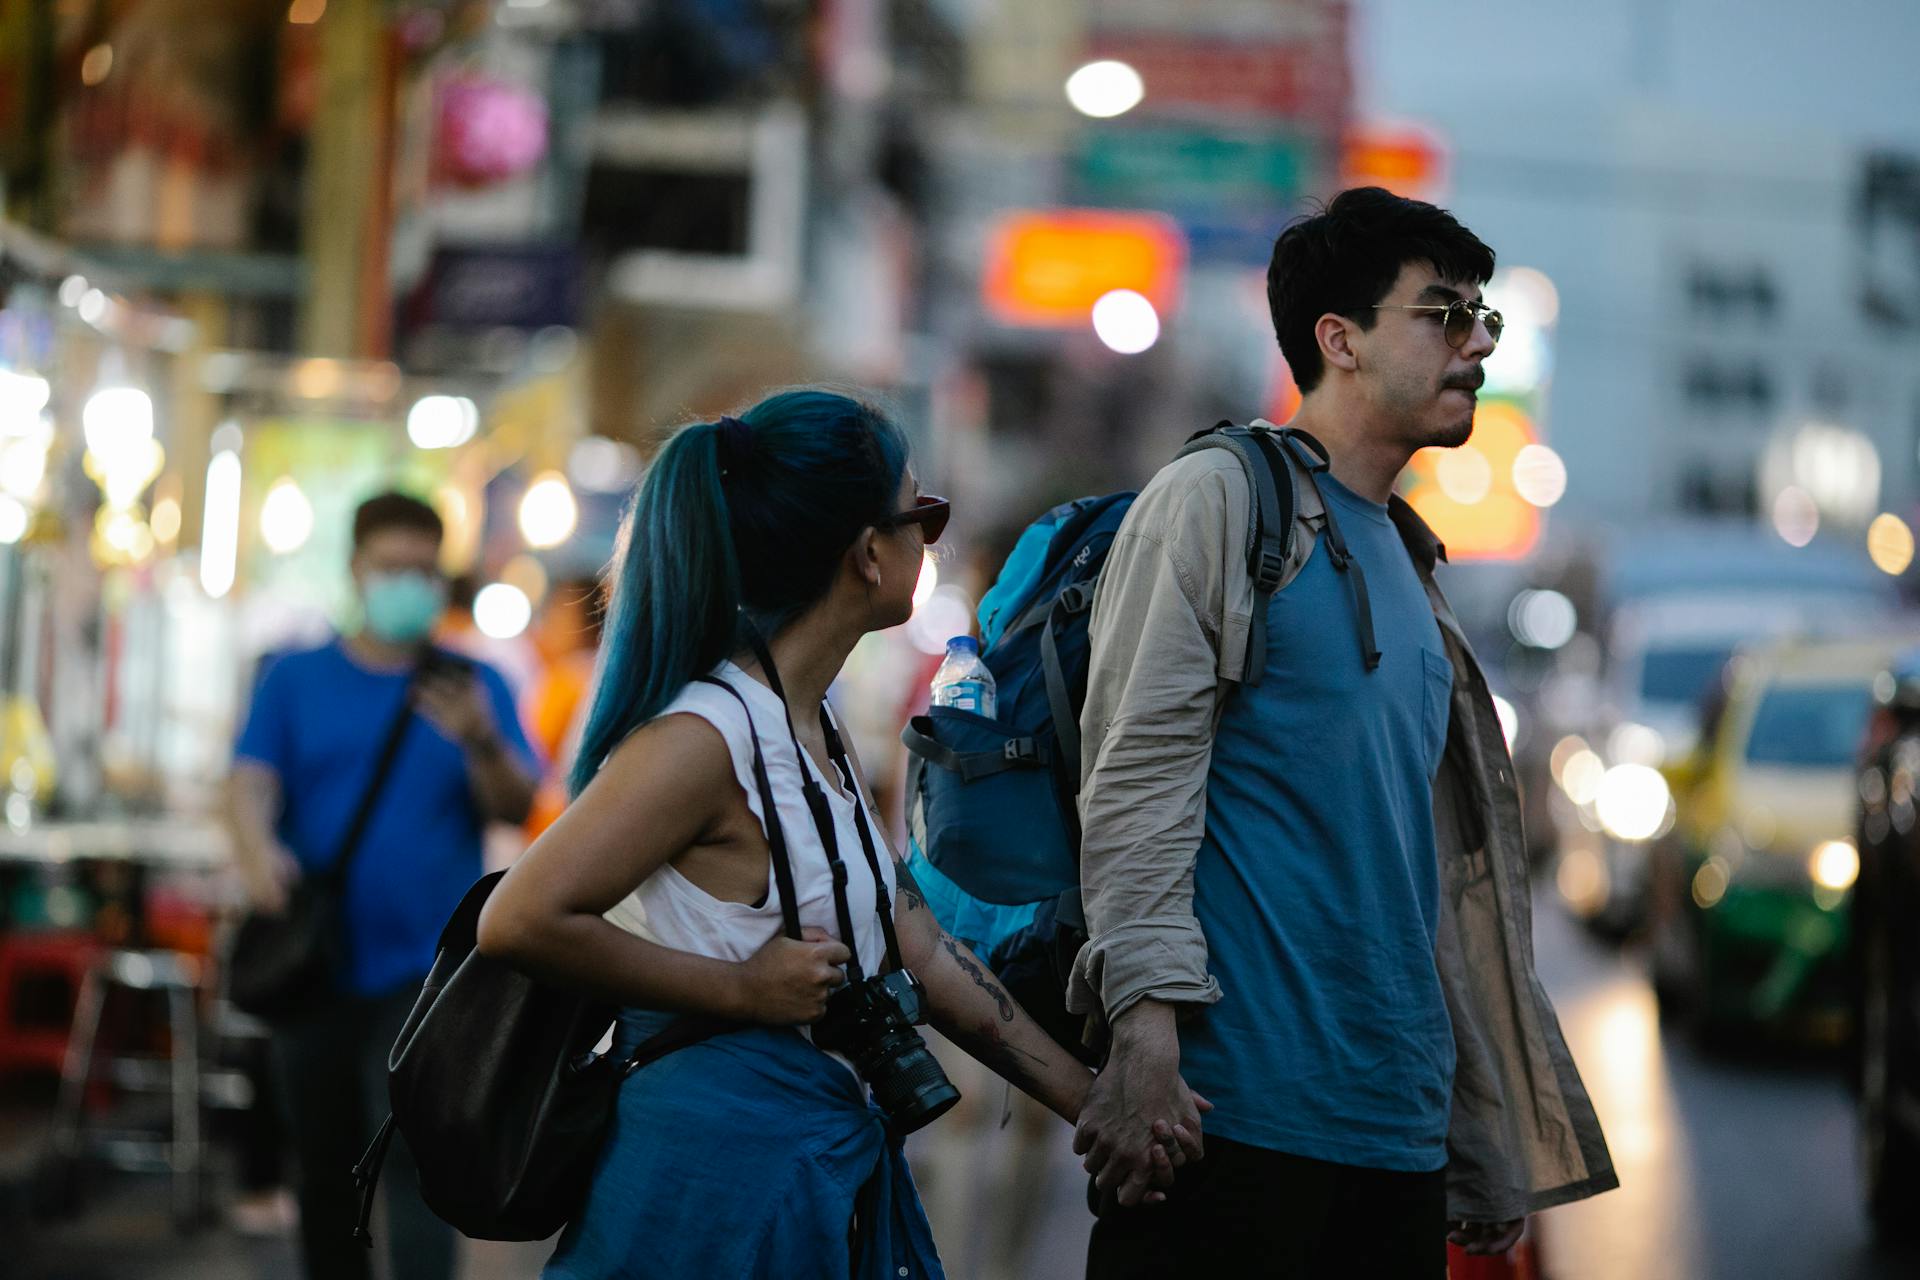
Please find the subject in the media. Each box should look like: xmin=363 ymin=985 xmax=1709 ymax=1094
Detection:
xmin=234 ymin=639 xmax=537 ymax=997
xmin=1178 ymin=472 xmax=1457 ymax=1173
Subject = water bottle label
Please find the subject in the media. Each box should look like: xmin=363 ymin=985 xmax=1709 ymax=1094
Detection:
xmin=936 ymin=679 xmax=990 ymax=714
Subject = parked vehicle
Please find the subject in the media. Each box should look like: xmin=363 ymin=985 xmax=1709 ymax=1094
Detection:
xmin=1648 ymin=635 xmax=1913 ymax=1042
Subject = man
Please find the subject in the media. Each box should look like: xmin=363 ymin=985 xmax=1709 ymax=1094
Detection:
xmin=227 ymin=491 xmax=537 ymax=1280
xmin=1068 ymin=188 xmax=1615 ymax=1276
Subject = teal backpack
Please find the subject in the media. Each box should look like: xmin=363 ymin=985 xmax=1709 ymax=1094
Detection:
xmin=902 ymin=424 xmax=1378 ymax=1055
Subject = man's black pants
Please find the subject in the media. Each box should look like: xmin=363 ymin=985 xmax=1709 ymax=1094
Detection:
xmin=270 ymin=986 xmax=455 ymax=1280
xmin=1086 ymin=1135 xmax=1448 ymax=1279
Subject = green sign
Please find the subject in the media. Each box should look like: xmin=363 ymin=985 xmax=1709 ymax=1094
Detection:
xmin=1077 ymin=127 xmax=1314 ymax=209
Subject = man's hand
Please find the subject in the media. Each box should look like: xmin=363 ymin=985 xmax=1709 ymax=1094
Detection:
xmin=1072 ymin=1001 xmax=1212 ymax=1208
xmin=1449 ymin=1219 xmax=1525 ymax=1257
xmin=414 ymin=667 xmax=498 ymax=755
xmin=240 ymin=843 xmax=301 ymax=915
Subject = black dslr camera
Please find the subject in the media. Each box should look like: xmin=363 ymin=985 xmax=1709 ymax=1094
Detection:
xmin=813 ymin=969 xmax=960 ymax=1135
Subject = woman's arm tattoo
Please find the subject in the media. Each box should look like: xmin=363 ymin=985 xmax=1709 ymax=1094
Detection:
xmin=894 ymin=858 xmax=927 ymax=913
xmin=941 ymin=935 xmax=1015 ymax=1022
xmin=949 ymin=1017 xmax=1047 ymax=1089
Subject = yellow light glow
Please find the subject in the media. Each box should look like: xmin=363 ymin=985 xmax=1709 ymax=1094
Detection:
xmin=150 ymin=495 xmax=182 ymax=545
xmin=288 ymin=0 xmax=326 ymax=23
xmin=518 ymin=472 xmax=578 ymax=549
xmin=1435 ymin=446 xmax=1493 ymax=504
xmin=1808 ymin=839 xmax=1859 ymax=892
xmin=1596 ymin=763 xmax=1671 ymax=843
xmin=80 ymin=44 xmax=113 ymax=87
xmin=1867 ymin=513 xmax=1914 ymax=576
xmin=260 ymin=476 xmax=315 ymax=555
xmin=1561 ymin=748 xmax=1606 ymax=806
xmin=1556 ymin=845 xmax=1609 ymax=917
xmin=1550 ymin=735 xmax=1590 ymax=785
xmin=500 ymin=553 xmax=549 ymax=605
xmin=1692 ymin=858 xmax=1731 ymax=909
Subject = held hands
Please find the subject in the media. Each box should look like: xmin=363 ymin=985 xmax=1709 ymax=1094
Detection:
xmin=1072 ymin=1002 xmax=1212 ymax=1208
xmin=731 ymin=926 xmax=851 ymax=1025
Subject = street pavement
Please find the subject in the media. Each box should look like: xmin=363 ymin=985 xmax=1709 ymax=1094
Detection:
xmin=7 ymin=884 xmax=1917 ymax=1278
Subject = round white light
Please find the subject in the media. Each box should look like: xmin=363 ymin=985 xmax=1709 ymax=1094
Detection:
xmin=568 ymin=435 xmax=643 ymax=494
xmin=1560 ymin=749 xmax=1606 ymax=806
xmin=1435 ymin=446 xmax=1493 ymax=505
xmin=77 ymin=289 xmax=108 ymax=326
xmin=259 ymin=476 xmax=315 ymax=555
xmin=0 ymin=371 xmax=51 ymax=430
xmin=0 ymin=433 xmax=49 ymax=500
xmin=1065 ymin=60 xmax=1145 ymax=119
xmin=82 ymin=387 xmax=155 ymax=464
xmin=57 ymin=276 xmax=88 ymax=309
xmin=1607 ymin=721 xmax=1666 ymax=768
xmin=1091 ymin=289 xmax=1160 ymax=355
xmin=518 ymin=472 xmax=578 ymax=549
xmin=1488 ymin=266 xmax=1560 ymax=329
xmin=1595 ymin=763 xmax=1671 ymax=843
xmin=1550 ymin=735 xmax=1591 ymax=786
xmin=0 ymin=495 xmax=28 ymax=544
xmin=1508 ymin=589 xmax=1577 ymax=650
xmin=1491 ymin=694 xmax=1520 ymax=750
xmin=1512 ymin=444 xmax=1568 ymax=508
xmin=1771 ymin=485 xmax=1818 ymax=547
xmin=1808 ymin=839 xmax=1859 ymax=891
xmin=913 ymin=552 xmax=939 ymax=610
xmin=407 ymin=395 xmax=479 ymax=450
xmin=906 ymin=585 xmax=977 ymax=656
xmin=474 ymin=582 xmax=533 ymax=640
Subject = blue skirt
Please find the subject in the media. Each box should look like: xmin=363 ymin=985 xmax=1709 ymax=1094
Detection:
xmin=544 ymin=1010 xmax=944 ymax=1280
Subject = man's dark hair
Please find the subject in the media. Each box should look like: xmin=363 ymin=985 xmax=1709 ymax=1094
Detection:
xmin=1266 ymin=186 xmax=1495 ymax=393
xmin=352 ymin=490 xmax=444 ymax=548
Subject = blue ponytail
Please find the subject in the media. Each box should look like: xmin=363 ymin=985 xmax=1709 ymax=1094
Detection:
xmin=569 ymin=389 xmax=908 ymax=796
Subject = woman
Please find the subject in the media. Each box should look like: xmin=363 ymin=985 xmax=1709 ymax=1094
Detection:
xmin=476 ymin=391 xmax=1175 ymax=1278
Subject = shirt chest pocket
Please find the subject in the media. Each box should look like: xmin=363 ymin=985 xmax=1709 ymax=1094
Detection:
xmin=1420 ymin=649 xmax=1454 ymax=777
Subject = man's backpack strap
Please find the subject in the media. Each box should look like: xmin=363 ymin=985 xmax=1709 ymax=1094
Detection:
xmin=1175 ymin=422 xmax=1299 ymax=686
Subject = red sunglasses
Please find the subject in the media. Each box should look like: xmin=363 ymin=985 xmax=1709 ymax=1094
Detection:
xmin=876 ymin=494 xmax=951 ymax=544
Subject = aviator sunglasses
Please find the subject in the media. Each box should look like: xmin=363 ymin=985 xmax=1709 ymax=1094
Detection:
xmin=1372 ymin=298 xmax=1503 ymax=349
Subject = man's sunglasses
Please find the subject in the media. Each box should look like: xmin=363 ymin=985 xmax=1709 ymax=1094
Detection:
xmin=876 ymin=494 xmax=951 ymax=544
xmin=1372 ymin=298 xmax=1503 ymax=349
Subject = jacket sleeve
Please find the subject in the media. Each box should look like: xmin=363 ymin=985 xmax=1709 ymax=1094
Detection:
xmin=1066 ymin=467 xmax=1239 ymax=1023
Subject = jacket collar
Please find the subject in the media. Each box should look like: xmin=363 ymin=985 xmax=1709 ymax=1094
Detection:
xmin=1388 ymin=495 xmax=1447 ymax=573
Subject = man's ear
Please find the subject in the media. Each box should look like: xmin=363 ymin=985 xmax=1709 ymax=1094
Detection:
xmin=1316 ymin=312 xmax=1360 ymax=375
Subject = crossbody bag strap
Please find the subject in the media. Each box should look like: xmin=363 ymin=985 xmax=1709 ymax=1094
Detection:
xmin=693 ymin=676 xmax=804 ymax=942
xmin=742 ymin=630 xmax=893 ymax=985
xmin=816 ymin=705 xmax=906 ymax=975
xmin=325 ymin=658 xmax=428 ymax=889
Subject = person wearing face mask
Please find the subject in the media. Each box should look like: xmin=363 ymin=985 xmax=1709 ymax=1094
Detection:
xmin=225 ymin=490 xmax=538 ymax=1280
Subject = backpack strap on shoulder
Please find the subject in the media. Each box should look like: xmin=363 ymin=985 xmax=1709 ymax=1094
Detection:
xmin=1261 ymin=428 xmax=1382 ymax=672
xmin=1175 ymin=421 xmax=1298 ymax=686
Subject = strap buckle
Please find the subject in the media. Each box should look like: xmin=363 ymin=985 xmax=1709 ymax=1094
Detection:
xmin=1254 ymin=546 xmax=1286 ymax=589
xmin=1002 ymin=737 xmax=1041 ymax=764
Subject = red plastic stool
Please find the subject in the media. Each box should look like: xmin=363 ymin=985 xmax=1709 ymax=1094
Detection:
xmin=0 ymin=931 xmax=104 ymax=1078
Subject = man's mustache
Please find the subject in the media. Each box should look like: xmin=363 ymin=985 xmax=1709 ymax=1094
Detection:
xmin=1441 ymin=369 xmax=1485 ymax=392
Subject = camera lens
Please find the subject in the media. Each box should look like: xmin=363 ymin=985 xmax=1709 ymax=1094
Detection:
xmin=862 ymin=1028 xmax=960 ymax=1136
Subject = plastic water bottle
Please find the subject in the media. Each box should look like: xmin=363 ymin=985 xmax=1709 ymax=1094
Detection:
xmin=930 ymin=636 xmax=997 ymax=718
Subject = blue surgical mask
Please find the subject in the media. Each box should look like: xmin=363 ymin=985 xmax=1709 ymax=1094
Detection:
xmin=361 ymin=571 xmax=446 ymax=644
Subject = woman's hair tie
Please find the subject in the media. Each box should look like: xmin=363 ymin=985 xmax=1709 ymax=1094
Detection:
xmin=715 ymin=415 xmax=752 ymax=477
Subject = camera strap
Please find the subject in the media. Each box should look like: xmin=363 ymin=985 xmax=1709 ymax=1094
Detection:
xmin=693 ymin=677 xmax=804 ymax=942
xmin=743 ymin=630 xmax=906 ymax=982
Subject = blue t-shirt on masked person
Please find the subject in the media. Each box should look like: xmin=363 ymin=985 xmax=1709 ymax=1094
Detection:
xmin=234 ymin=639 xmax=538 ymax=997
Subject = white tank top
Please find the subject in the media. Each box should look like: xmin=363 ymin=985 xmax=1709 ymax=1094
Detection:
xmin=603 ymin=663 xmax=895 ymax=986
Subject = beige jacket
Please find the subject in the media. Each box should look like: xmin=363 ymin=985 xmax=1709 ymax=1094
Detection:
xmin=1066 ymin=435 xmax=1617 ymax=1222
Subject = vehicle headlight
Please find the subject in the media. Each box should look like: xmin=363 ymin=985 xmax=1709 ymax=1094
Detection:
xmin=1808 ymin=839 xmax=1859 ymax=891
xmin=1595 ymin=763 xmax=1671 ymax=842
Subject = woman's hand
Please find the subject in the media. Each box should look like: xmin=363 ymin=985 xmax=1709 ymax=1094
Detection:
xmin=729 ymin=926 xmax=852 ymax=1025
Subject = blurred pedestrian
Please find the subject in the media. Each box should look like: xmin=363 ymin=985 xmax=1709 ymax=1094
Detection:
xmin=1070 ymin=188 xmax=1616 ymax=1277
xmin=521 ymin=576 xmax=605 ymax=839
xmin=476 ymin=390 xmax=1126 ymax=1279
xmin=224 ymin=491 xmax=538 ymax=1280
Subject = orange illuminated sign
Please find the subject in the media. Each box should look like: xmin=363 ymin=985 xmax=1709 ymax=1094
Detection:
xmin=1340 ymin=122 xmax=1449 ymax=202
xmin=983 ymin=210 xmax=1186 ymax=327
xmin=1401 ymin=400 xmax=1541 ymax=561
